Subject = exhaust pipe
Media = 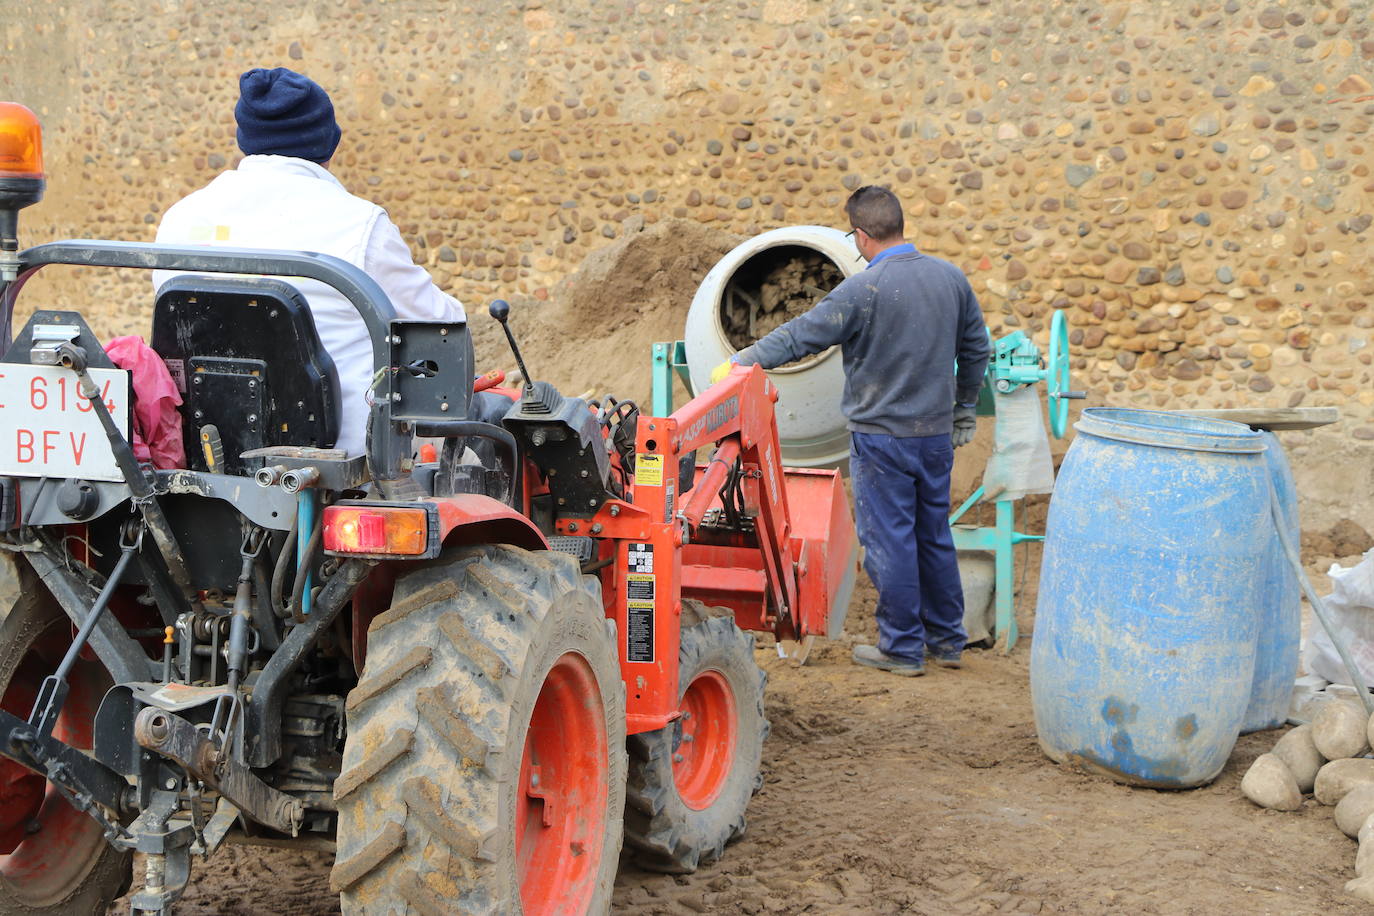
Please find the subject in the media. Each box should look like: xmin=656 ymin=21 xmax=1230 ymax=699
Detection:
xmin=684 ymin=226 xmax=865 ymax=470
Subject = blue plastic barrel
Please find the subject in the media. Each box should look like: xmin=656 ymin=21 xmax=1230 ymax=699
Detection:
xmin=1241 ymin=431 xmax=1301 ymax=733
xmin=1030 ymin=408 xmax=1269 ymax=787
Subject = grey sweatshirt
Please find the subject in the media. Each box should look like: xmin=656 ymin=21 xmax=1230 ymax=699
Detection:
xmin=735 ymin=246 xmax=991 ymax=438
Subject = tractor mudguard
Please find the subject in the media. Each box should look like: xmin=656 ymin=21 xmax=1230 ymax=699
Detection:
xmin=426 ymin=493 xmax=549 ymax=553
xmin=346 ymin=497 xmax=547 ymax=672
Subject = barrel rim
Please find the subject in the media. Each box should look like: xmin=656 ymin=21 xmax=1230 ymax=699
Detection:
xmin=1074 ymin=407 xmax=1265 ymax=453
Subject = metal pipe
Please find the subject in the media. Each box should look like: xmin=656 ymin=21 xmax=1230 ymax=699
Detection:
xmin=270 ymin=515 xmax=299 ymax=616
xmin=52 ymin=535 xmax=138 ymax=683
xmin=280 ymin=467 xmax=319 ymax=495
xmin=679 ymin=438 xmax=741 ymax=529
xmin=161 ymin=627 xmax=175 ymax=684
xmin=289 ymin=510 xmax=324 ymax=623
xmin=294 ymin=492 xmax=316 ymax=616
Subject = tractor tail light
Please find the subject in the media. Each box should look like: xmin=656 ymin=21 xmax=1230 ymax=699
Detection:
xmin=323 ymin=505 xmax=430 ymax=556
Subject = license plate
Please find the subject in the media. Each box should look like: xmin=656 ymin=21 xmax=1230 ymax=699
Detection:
xmin=0 ymin=364 xmax=131 ymax=482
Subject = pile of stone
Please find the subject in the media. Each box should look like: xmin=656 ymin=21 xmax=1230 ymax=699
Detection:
xmin=720 ymin=253 xmax=841 ymax=352
xmin=1242 ymin=695 xmax=1374 ymax=901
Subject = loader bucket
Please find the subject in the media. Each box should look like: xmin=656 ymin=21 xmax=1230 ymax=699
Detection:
xmin=680 ymin=466 xmax=857 ymax=642
xmin=781 ymin=467 xmax=858 ymax=640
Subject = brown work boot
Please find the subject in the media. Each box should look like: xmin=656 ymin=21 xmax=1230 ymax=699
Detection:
xmin=851 ymin=644 xmax=925 ymax=676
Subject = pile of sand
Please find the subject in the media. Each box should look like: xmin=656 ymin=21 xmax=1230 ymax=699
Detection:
xmin=469 ymin=218 xmax=742 ymax=406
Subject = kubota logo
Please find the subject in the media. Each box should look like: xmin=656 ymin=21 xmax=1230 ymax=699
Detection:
xmin=681 ymin=396 xmax=739 ymax=444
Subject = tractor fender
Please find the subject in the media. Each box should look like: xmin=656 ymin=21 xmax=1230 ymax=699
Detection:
xmin=350 ymin=496 xmax=547 ymax=670
xmin=423 ymin=494 xmax=549 ymax=553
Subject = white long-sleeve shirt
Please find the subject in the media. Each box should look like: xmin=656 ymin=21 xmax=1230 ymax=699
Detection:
xmin=153 ymin=155 xmax=464 ymax=455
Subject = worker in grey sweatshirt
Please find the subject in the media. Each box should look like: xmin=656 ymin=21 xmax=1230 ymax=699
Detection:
xmin=723 ymin=185 xmax=991 ymax=675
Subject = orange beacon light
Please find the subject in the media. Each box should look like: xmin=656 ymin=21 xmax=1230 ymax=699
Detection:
xmin=0 ymin=101 xmax=46 ymax=280
xmin=0 ymin=102 xmax=44 ymax=179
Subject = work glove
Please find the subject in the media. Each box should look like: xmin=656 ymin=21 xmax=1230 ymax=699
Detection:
xmin=952 ymin=405 xmax=978 ymax=448
xmin=710 ymin=360 xmax=735 ymax=384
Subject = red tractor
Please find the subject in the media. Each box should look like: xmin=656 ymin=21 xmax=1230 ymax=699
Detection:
xmin=0 ymin=102 xmax=857 ymax=913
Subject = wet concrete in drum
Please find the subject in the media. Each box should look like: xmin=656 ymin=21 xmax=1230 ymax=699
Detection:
xmin=720 ymin=252 xmax=842 ymax=355
xmin=111 ymin=560 xmax=1367 ymax=915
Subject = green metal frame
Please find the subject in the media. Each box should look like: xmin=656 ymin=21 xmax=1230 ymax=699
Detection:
xmin=948 ymin=487 xmax=1043 ymax=653
xmin=651 ymin=340 xmax=692 ymax=417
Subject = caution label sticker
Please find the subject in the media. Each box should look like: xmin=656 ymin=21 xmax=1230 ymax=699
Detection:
xmin=636 ymin=453 xmax=663 ymax=486
xmin=628 ymin=601 xmax=654 ymax=663
xmin=627 ymin=573 xmax=654 ymax=601
xmin=626 ymin=542 xmax=655 ymax=662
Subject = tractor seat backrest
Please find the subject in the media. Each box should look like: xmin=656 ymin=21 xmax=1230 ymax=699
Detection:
xmin=150 ymin=276 xmax=340 ymax=476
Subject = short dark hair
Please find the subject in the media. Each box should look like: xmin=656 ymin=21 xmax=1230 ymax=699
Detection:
xmin=844 ymin=185 xmax=904 ymax=241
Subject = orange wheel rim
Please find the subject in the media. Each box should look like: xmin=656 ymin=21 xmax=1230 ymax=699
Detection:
xmin=673 ymin=669 xmax=738 ymax=811
xmin=1 ymin=624 xmax=110 ymax=901
xmin=517 ymin=652 xmax=608 ymax=915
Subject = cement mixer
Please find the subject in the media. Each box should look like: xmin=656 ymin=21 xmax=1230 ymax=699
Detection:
xmin=681 ymin=226 xmax=864 ymax=469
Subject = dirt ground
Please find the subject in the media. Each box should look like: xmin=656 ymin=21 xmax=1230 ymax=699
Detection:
xmin=113 ymin=542 xmax=1374 ymax=916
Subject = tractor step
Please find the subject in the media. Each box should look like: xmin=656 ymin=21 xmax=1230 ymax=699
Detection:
xmin=547 ymin=536 xmax=597 ymax=564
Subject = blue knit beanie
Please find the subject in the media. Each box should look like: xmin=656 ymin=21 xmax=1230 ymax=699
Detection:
xmin=234 ymin=68 xmax=341 ymax=163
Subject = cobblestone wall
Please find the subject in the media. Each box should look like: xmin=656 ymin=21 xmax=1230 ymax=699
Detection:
xmin=4 ymin=0 xmax=1374 ymax=523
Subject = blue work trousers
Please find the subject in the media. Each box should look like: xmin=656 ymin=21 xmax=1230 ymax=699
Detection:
xmin=850 ymin=431 xmax=966 ymax=661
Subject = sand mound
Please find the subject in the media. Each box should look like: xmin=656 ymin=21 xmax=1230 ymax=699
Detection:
xmin=470 ymin=218 xmax=742 ymax=407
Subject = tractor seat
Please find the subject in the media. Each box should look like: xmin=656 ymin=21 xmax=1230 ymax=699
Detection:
xmin=150 ymin=276 xmax=340 ymax=476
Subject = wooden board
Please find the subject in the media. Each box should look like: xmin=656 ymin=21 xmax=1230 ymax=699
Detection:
xmin=1169 ymin=407 xmax=1340 ymax=431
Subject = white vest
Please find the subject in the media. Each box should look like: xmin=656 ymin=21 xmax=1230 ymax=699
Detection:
xmin=154 ymin=156 xmax=464 ymax=455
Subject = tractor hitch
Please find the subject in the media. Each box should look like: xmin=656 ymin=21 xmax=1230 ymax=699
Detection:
xmin=133 ymin=706 xmax=304 ymax=836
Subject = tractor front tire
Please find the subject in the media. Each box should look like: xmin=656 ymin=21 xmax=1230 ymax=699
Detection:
xmin=333 ymin=544 xmax=626 ymax=915
xmin=624 ymin=601 xmax=769 ymax=874
xmin=0 ymin=584 xmax=132 ymax=916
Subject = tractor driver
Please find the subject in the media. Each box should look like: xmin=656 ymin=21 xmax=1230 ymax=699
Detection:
xmin=153 ymin=67 xmax=465 ymax=457
xmin=714 ymin=185 xmax=991 ymax=677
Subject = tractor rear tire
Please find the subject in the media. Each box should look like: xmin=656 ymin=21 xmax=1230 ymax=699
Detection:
xmin=0 ymin=584 xmax=132 ymax=916
xmin=624 ymin=601 xmax=769 ymax=874
xmin=333 ymin=544 xmax=626 ymax=915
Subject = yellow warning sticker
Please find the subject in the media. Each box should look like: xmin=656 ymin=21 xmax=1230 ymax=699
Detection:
xmin=637 ymin=453 xmax=664 ymax=486
xmin=626 ymin=573 xmax=655 ymax=601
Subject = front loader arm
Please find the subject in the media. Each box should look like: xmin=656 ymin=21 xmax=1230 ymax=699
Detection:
xmin=662 ymin=364 xmax=801 ymax=632
xmin=557 ymin=363 xmax=854 ymax=735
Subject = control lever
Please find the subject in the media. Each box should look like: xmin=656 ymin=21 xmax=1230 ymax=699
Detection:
xmin=488 ymin=299 xmax=535 ymax=399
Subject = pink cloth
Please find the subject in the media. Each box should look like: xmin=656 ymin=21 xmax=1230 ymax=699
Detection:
xmin=104 ymin=335 xmax=186 ymax=469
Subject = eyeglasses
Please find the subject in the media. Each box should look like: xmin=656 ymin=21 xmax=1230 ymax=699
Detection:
xmin=845 ymin=227 xmax=862 ymax=243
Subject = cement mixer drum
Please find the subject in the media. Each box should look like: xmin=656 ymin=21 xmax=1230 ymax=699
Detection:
xmin=684 ymin=226 xmax=866 ymax=469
